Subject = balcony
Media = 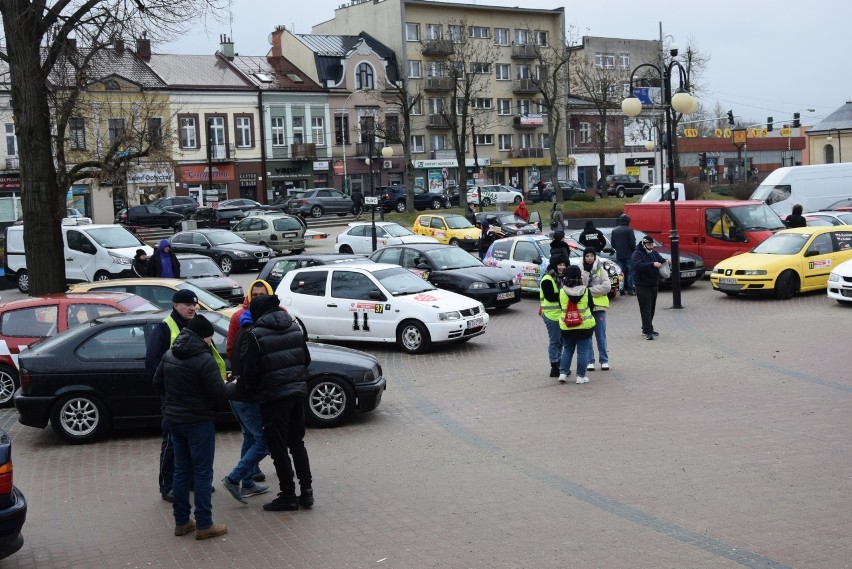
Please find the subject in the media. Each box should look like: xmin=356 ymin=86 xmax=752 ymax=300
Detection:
xmin=292 ymin=143 xmax=317 ymax=160
xmin=424 ymin=77 xmax=453 ymax=92
xmin=208 ymin=143 xmax=235 ymax=162
xmin=423 ymin=39 xmax=454 ymax=56
xmin=355 ymin=142 xmax=375 ymax=157
xmin=5 ymin=156 xmax=19 ymax=170
xmin=511 ymin=44 xmax=538 ymax=59
xmin=512 ymin=78 xmax=539 ymax=93
xmin=513 ymin=115 xmax=544 ymax=129
xmin=427 ymin=114 xmax=450 ymax=129
xmin=517 ymin=147 xmax=544 ymax=158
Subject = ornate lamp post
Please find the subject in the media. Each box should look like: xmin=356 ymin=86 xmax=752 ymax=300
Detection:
xmin=365 ymin=143 xmax=394 ymax=251
xmin=622 ymin=46 xmax=698 ymax=309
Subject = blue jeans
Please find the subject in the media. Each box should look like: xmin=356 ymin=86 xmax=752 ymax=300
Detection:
xmin=541 ymin=315 xmax=562 ymax=363
xmin=587 ymin=311 xmax=608 ymax=365
xmin=170 ymin=421 xmax=215 ymax=530
xmin=617 ymin=257 xmax=634 ymax=293
xmin=560 ymin=334 xmax=592 ymax=376
xmin=228 ymin=401 xmax=269 ymax=487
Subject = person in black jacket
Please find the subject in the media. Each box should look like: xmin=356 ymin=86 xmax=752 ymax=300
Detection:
xmin=785 ymin=204 xmax=807 ymax=228
xmin=577 ymin=220 xmax=606 ymax=253
xmin=132 ymin=249 xmax=149 ymax=278
xmin=464 ymin=203 xmax=477 ymax=225
xmin=610 ymin=215 xmax=637 ymax=294
xmin=153 ymin=314 xmax=236 ymax=540
xmin=239 ymin=294 xmax=314 ymax=512
xmin=350 ymin=188 xmax=364 ymax=219
xmin=549 ymin=231 xmax=570 ymax=259
xmin=630 ymin=236 xmax=669 ymax=340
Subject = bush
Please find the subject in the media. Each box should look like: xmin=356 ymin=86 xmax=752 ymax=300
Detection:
xmin=570 ymin=193 xmax=595 ymax=202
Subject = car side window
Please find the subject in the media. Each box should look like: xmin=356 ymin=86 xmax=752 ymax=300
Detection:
xmin=134 ymin=286 xmax=173 ymax=308
xmin=348 ymin=225 xmax=366 ymax=238
xmin=490 ymin=239 xmax=512 ymax=260
xmin=833 ymin=231 xmax=852 ymax=251
xmin=375 ymin=226 xmax=388 ymax=238
xmin=513 ymin=241 xmax=539 ymax=262
xmin=315 ymin=190 xmax=331 ymax=198
xmin=705 ymin=208 xmax=732 ymax=239
xmin=330 ymin=190 xmax=346 ymax=199
xmin=374 ymin=248 xmax=400 ymax=265
xmin=67 ymin=303 xmax=120 ymax=327
xmin=331 ymin=271 xmax=380 ymax=301
xmin=809 ymin=234 xmax=833 ymax=255
xmin=67 ymin=230 xmax=95 ymax=254
xmin=269 ymin=260 xmax=299 ymax=282
xmin=430 ymin=218 xmax=446 ymax=230
xmin=1 ymin=306 xmax=58 ymax=337
xmin=172 ymin=233 xmax=190 ymax=244
xmin=76 ymin=324 xmax=147 ymax=361
xmin=192 ymin=234 xmax=208 ymax=246
xmin=289 ymin=270 xmax=328 ymax=297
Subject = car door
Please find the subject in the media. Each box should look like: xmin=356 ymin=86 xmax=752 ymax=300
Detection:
xmin=509 ymin=239 xmax=545 ymax=289
xmin=231 ymin=217 xmax=253 ymax=243
xmin=282 ymin=269 xmax=331 ymax=336
xmin=799 ymin=232 xmax=838 ymax=291
xmin=64 ymin=229 xmax=100 ymax=281
xmin=328 ymin=269 xmax=392 ymax=340
xmin=429 ymin=216 xmax=449 ymax=243
xmin=413 ymin=216 xmax=432 ymax=238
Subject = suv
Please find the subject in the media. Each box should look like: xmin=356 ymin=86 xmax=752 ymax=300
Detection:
xmin=597 ymin=174 xmax=650 ymax=198
xmin=149 ymin=196 xmax=198 ymax=216
xmin=378 ymin=186 xmax=449 ymax=213
xmin=530 ymin=180 xmax=583 ymax=202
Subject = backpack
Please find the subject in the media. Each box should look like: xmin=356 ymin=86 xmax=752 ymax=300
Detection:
xmin=562 ymin=290 xmax=590 ymax=328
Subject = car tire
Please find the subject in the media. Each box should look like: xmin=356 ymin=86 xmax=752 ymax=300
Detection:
xmin=395 ymin=201 xmax=406 ymax=213
xmin=0 ymin=365 xmax=18 ymax=408
xmin=305 ymin=375 xmax=354 ymax=428
xmin=50 ymin=393 xmax=110 ymax=444
xmin=616 ymin=187 xmax=626 ymax=198
xmin=16 ymin=270 xmax=29 ymax=293
xmin=291 ymin=249 xmax=304 ymax=255
xmin=449 ymin=238 xmax=460 ymax=247
xmin=310 ymin=205 xmax=323 ymax=218
xmin=774 ymin=270 xmax=798 ymax=300
xmin=482 ymin=198 xmax=492 ymax=207
xmin=397 ymin=319 xmax=431 ymax=354
xmin=218 ymin=255 xmax=233 ymax=275
xmin=94 ymin=270 xmax=111 ymax=282
xmin=339 ymin=244 xmax=354 ymax=254
xmin=431 ymin=198 xmax=443 ymax=210
xmin=513 ymin=196 xmax=522 ymax=205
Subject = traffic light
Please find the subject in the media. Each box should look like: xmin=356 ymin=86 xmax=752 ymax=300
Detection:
xmin=767 ymin=117 xmax=773 ymax=132
xmin=699 ymin=152 xmax=707 ymax=168
xmin=727 ymin=110 xmax=735 ymax=126
xmin=793 ymin=112 xmax=801 ymax=128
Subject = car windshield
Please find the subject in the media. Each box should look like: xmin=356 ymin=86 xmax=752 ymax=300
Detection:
xmin=205 ymin=230 xmax=245 ymax=245
xmin=117 ymin=296 xmax=161 ymax=312
xmin=495 ymin=213 xmax=525 ymax=225
xmin=425 ymin=247 xmax=482 ymax=269
xmin=727 ymin=204 xmax=786 ymax=231
xmin=85 ymin=227 xmax=145 ymax=249
xmin=180 ymin=257 xmax=224 ymax=278
xmin=384 ymin=224 xmax=414 ymax=237
xmin=445 ymin=216 xmax=473 ymax=229
xmin=751 ymin=232 xmax=809 ymax=255
xmin=374 ymin=267 xmax=437 ymax=296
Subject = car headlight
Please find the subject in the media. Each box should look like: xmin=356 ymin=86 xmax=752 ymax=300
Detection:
xmin=828 ymin=272 xmax=840 ymax=282
xmin=742 ymin=270 xmax=767 ymax=275
xmin=468 ymin=281 xmax=489 ymax=290
xmin=694 ymin=258 xmax=705 ymax=268
xmin=108 ymin=251 xmax=132 ymax=265
xmin=438 ymin=310 xmax=462 ymax=321
xmin=234 ymin=251 xmax=250 ymax=257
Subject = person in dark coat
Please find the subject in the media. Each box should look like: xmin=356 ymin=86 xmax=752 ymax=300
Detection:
xmin=577 ymin=220 xmax=606 ymax=253
xmin=132 ymin=249 xmax=149 ymax=278
xmin=239 ymin=294 xmax=314 ymax=512
xmin=549 ymin=230 xmax=570 ymax=259
xmin=631 ymin=236 xmax=669 ymax=340
xmin=785 ymin=204 xmax=807 ymax=228
xmin=478 ymin=220 xmax=495 ymax=260
xmin=350 ymin=188 xmax=364 ymax=219
xmin=149 ymin=239 xmax=181 ymax=278
xmin=464 ymin=203 xmax=477 ymax=225
xmin=610 ymin=215 xmax=637 ymax=294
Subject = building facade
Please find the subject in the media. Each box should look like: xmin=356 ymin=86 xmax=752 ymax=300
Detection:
xmin=806 ymin=101 xmax=852 ymax=165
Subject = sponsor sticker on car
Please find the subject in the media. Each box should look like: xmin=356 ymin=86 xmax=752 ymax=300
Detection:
xmin=809 ymin=259 xmax=832 ymax=269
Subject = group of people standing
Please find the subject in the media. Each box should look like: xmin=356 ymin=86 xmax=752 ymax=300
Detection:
xmin=133 ymin=239 xmax=181 ymax=278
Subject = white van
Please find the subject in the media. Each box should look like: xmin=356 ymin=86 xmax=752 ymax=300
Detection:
xmin=638 ymin=183 xmax=687 ymax=203
xmin=750 ymin=163 xmax=852 ymax=216
xmin=4 ymin=224 xmax=153 ymax=293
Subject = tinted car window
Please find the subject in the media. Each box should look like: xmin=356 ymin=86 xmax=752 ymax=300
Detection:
xmin=1 ymin=306 xmax=58 ymax=337
xmin=490 ymin=240 xmax=512 ymax=260
xmin=172 ymin=233 xmax=192 ymax=244
xmin=76 ymin=324 xmax=147 ymax=361
xmin=331 ymin=271 xmax=378 ymax=301
xmin=67 ymin=303 xmax=120 ymax=327
xmin=290 ymin=270 xmax=327 ymax=297
xmin=273 ymin=218 xmax=302 ymax=231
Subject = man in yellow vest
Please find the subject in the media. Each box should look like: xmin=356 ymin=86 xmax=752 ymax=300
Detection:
xmin=558 ymin=265 xmax=596 ymax=384
xmin=146 ymin=289 xmax=198 ymax=502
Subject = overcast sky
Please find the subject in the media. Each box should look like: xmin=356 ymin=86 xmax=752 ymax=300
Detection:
xmin=164 ymin=0 xmax=847 ymax=127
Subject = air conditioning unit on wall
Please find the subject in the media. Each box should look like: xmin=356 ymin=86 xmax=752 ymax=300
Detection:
xmin=383 ymin=160 xmax=393 ymax=169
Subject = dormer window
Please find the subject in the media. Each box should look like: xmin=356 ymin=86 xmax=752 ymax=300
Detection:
xmin=355 ymin=62 xmax=374 ymax=90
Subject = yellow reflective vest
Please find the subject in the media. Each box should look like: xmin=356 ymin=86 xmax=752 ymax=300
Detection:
xmin=558 ymin=288 xmax=596 ymax=331
xmin=164 ymin=315 xmax=227 ymax=380
xmin=539 ymin=273 xmax=563 ymax=321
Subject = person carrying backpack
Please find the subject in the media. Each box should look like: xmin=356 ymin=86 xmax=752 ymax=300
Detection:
xmin=557 ymin=265 xmax=595 ymax=385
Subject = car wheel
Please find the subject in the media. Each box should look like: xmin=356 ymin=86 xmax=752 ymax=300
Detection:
xmin=431 ymin=198 xmax=443 ymax=210
xmin=774 ymin=270 xmax=798 ymax=300
xmin=482 ymin=198 xmax=492 ymax=207
xmin=449 ymin=238 xmax=460 ymax=247
xmin=16 ymin=270 xmax=29 ymax=293
xmin=616 ymin=188 xmax=626 ymax=198
xmin=395 ymin=201 xmax=406 ymax=213
xmin=514 ymin=195 xmax=522 ymax=205
xmin=339 ymin=244 xmax=354 ymax=254
xmin=0 ymin=365 xmax=18 ymax=408
xmin=397 ymin=319 xmax=431 ymax=354
xmin=291 ymin=249 xmax=304 ymax=255
xmin=218 ymin=255 xmax=233 ymax=275
xmin=50 ymin=393 xmax=110 ymax=444
xmin=310 ymin=205 xmax=323 ymax=218
xmin=94 ymin=270 xmax=111 ymax=282
xmin=305 ymin=375 xmax=355 ymax=428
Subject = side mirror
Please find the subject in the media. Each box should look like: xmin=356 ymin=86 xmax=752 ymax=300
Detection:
xmin=531 ymin=257 xmax=542 ymax=265
xmin=803 ymin=249 xmax=821 ymax=257
xmin=603 ymin=246 xmax=615 ymax=255
xmin=416 ymin=263 xmax=430 ymax=270
xmin=368 ymin=290 xmax=384 ymax=300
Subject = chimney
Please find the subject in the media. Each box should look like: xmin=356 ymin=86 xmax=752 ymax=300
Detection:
xmin=269 ymin=25 xmax=286 ymax=58
xmin=219 ymin=34 xmax=234 ymax=60
xmin=114 ymin=38 xmax=124 ymax=53
xmin=136 ymin=32 xmax=151 ymax=62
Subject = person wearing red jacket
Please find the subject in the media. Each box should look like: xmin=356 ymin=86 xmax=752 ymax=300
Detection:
xmin=514 ymin=200 xmax=530 ymax=221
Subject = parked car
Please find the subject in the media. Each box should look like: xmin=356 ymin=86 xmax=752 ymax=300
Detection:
xmin=186 ymin=207 xmax=246 ymax=229
xmin=596 ymin=174 xmax=650 ymax=198
xmin=378 ymin=186 xmax=449 ymax=213
xmin=802 ymin=211 xmax=852 ymax=226
xmin=370 ymin=243 xmax=521 ymax=309
xmin=148 ymin=196 xmax=198 ymax=216
xmin=0 ymin=427 xmax=26 ymax=560
xmin=473 ymin=212 xmax=539 ymax=238
xmin=529 ymin=180 xmax=583 ymax=203
xmin=287 ymin=188 xmax=353 ymax=218
xmin=412 ymin=214 xmax=481 ymax=251
xmin=114 ymin=205 xmax=184 ymax=229
xmin=335 ymin=221 xmax=438 ymax=255
xmin=175 ymin=254 xmax=244 ymax=304
xmin=276 ymin=263 xmax=489 ymax=354
xmin=64 ymin=208 xmax=92 ymax=225
xmin=257 ymin=254 xmax=372 ymax=291
xmin=217 ymin=198 xmax=262 ymax=211
xmin=0 ymin=292 xmax=158 ymax=407
xmin=467 ymin=184 xmax=524 ymax=206
xmin=231 ymin=214 xmax=306 ymax=254
xmin=804 ymin=216 xmax=834 ymax=227
xmin=827 ymin=257 xmax=852 ymax=304
xmin=170 ymin=229 xmax=273 ymax=274
xmin=14 ymin=311 xmax=387 ymax=443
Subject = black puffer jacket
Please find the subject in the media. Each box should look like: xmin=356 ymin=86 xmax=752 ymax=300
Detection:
xmin=153 ymin=328 xmax=235 ymax=424
xmin=240 ymin=310 xmax=310 ymax=404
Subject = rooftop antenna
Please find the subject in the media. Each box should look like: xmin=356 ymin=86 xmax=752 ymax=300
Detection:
xmin=228 ymin=0 xmax=234 ymax=40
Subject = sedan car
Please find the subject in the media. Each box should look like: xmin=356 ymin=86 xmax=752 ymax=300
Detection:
xmin=231 ymin=214 xmax=305 ymax=254
xmin=474 ymin=212 xmax=540 ymax=237
xmin=529 ymin=180 xmax=583 ymax=203
xmin=0 ymin=292 xmax=158 ymax=407
xmin=257 ymin=254 xmax=372 ymax=291
xmin=467 ymin=184 xmax=524 ymax=206
xmin=68 ymin=278 xmax=238 ymax=317
xmin=175 ymin=254 xmax=244 ymax=304
xmin=335 ymin=222 xmax=438 ymax=255
xmin=186 ymin=207 xmax=246 ymax=229
xmin=287 ymin=188 xmax=353 ymax=218
xmin=710 ymin=226 xmax=852 ymax=299
xmin=370 ymin=243 xmax=520 ymax=309
xmin=0 ymin=428 xmax=26 ymax=560
xmin=218 ymin=198 xmax=262 ymax=211
xmin=14 ymin=311 xmax=387 ymax=443
xmin=827 ymin=257 xmax=852 ymax=304
xmin=114 ymin=205 xmax=184 ymax=229
xmin=412 ymin=214 xmax=481 ymax=251
xmin=377 ymin=186 xmax=449 ymax=213
xmin=170 ymin=229 xmax=273 ymax=274
xmin=276 ymin=263 xmax=489 ymax=354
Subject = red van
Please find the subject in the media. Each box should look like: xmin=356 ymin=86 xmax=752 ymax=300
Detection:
xmin=623 ymin=200 xmax=786 ymax=270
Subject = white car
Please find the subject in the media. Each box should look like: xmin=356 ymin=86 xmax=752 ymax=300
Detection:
xmin=335 ymin=221 xmax=438 ymax=254
xmin=276 ymin=263 xmax=489 ymax=354
xmin=827 ymin=257 xmax=852 ymax=304
xmin=467 ymin=185 xmax=524 ymax=206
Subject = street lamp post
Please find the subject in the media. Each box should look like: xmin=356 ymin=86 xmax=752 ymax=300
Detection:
xmin=365 ymin=140 xmax=394 ymax=252
xmin=622 ymin=46 xmax=698 ymax=309
xmin=826 ymin=128 xmax=843 ymax=163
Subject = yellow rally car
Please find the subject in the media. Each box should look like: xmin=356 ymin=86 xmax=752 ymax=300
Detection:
xmin=710 ymin=226 xmax=852 ymax=299
xmin=68 ymin=278 xmax=239 ymax=317
xmin=413 ymin=214 xmax=481 ymax=252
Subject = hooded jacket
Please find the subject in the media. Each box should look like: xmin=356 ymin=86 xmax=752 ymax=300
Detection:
xmin=226 ymin=279 xmax=275 ymax=358
xmin=610 ymin=215 xmax=636 ymax=260
xmin=148 ymin=239 xmax=181 ymax=278
xmin=581 ymin=253 xmax=612 ymax=311
xmin=558 ymin=280 xmax=595 ymax=338
xmin=631 ymin=242 xmax=666 ymax=287
xmin=577 ymin=221 xmax=606 ymax=252
xmin=514 ymin=201 xmax=530 ymax=221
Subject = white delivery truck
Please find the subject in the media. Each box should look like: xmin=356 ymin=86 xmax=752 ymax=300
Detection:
xmin=750 ymin=163 xmax=852 ymax=216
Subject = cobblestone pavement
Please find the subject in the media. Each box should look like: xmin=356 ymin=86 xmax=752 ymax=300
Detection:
xmin=2 ymin=283 xmax=850 ymax=568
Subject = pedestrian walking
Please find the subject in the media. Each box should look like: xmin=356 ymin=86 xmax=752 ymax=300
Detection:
xmin=153 ymin=314 xmax=236 ymax=540
xmin=577 ymin=220 xmax=606 ymax=253
xmin=558 ymin=265 xmax=595 ymax=384
xmin=785 ymin=204 xmax=807 ymax=228
xmin=148 ymin=239 xmax=181 ymax=278
xmin=540 ymin=254 xmax=568 ymax=378
xmin=350 ymin=188 xmax=364 ymax=219
xmin=514 ymin=199 xmax=530 ymax=221
xmin=631 ymin=235 xmax=669 ymax=340
xmin=238 ymin=294 xmax=315 ymax=512
xmin=550 ymin=203 xmax=565 ymax=234
xmin=610 ymin=214 xmax=637 ymax=294
xmin=581 ymin=247 xmax=612 ymax=371
xmin=132 ymin=249 xmax=149 ymax=278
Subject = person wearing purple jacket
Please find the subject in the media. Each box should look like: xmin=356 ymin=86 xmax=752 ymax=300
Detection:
xmin=148 ymin=239 xmax=181 ymax=278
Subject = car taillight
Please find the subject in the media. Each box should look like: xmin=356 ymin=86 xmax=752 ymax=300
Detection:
xmin=298 ymin=199 xmax=310 ymax=205
xmin=0 ymin=462 xmax=12 ymax=495
xmin=120 ymin=213 xmax=128 ymax=220
xmin=19 ymin=368 xmax=30 ymax=391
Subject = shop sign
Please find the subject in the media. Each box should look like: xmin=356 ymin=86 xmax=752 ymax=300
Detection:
xmin=179 ymin=164 xmax=235 ymax=182
xmin=413 ymin=159 xmax=459 ymax=169
xmin=313 ymin=161 xmax=329 ymax=171
xmin=519 ymin=114 xmax=544 ymax=126
xmin=268 ymin=163 xmax=309 ymax=180
xmin=127 ymin=170 xmax=174 ymax=184
xmin=239 ymin=173 xmax=258 ymax=187
xmin=0 ymin=174 xmax=20 ymax=190
xmin=626 ymin=157 xmax=654 ymax=167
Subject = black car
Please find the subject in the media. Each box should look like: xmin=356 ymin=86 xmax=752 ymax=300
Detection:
xmin=257 ymin=253 xmax=373 ymax=291
xmin=597 ymin=174 xmax=650 ymax=198
xmin=175 ymin=254 xmax=244 ymax=304
xmin=170 ymin=229 xmax=273 ymax=275
xmin=187 ymin=207 xmax=246 ymax=229
xmin=474 ymin=212 xmax=540 ymax=238
xmin=14 ymin=311 xmax=387 ymax=443
xmin=529 ymin=180 xmax=583 ymax=203
xmin=378 ymin=186 xmax=449 ymax=213
xmin=149 ymin=196 xmax=198 ymax=216
xmin=370 ymin=243 xmax=520 ymax=309
xmin=114 ymin=205 xmax=184 ymax=229
xmin=0 ymin=428 xmax=25 ymax=560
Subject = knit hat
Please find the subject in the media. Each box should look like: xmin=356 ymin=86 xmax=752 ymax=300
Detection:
xmin=565 ymin=264 xmax=583 ymax=286
xmin=134 ymin=249 xmax=147 ymax=260
xmin=583 ymin=247 xmax=596 ymax=257
xmin=172 ymin=289 xmax=198 ymax=304
xmin=552 ymin=230 xmax=565 ymax=240
xmin=547 ymin=254 xmax=567 ymax=272
xmin=186 ymin=314 xmax=214 ymax=339
xmin=249 ymin=294 xmax=280 ymax=322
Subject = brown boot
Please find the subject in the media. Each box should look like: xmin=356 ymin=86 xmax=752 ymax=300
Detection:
xmin=174 ymin=520 xmax=196 ymax=536
xmin=196 ymin=523 xmax=227 ymax=540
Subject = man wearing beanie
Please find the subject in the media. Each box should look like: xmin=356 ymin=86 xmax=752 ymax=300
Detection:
xmin=238 ymin=294 xmax=314 ymax=512
xmin=154 ymin=314 xmax=236 ymax=540
xmin=631 ymin=235 xmax=669 ymax=340
xmin=539 ymin=254 xmax=568 ymax=378
xmin=580 ymin=247 xmax=612 ymax=372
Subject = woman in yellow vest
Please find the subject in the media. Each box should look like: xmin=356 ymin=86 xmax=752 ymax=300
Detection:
xmin=539 ymin=254 xmax=569 ymax=378
xmin=558 ymin=265 xmax=595 ymax=384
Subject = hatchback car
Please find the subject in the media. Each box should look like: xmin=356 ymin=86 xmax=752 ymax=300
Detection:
xmin=170 ymin=229 xmax=273 ymax=274
xmin=803 ymin=211 xmax=852 ymax=226
xmin=827 ymin=257 xmax=852 ymax=304
xmin=287 ymin=188 xmax=353 ymax=218
xmin=175 ymin=254 xmax=244 ymax=304
xmin=710 ymin=226 xmax=852 ymax=299
xmin=149 ymin=196 xmax=198 ymax=216
xmin=412 ymin=214 xmax=481 ymax=251
xmin=257 ymin=254 xmax=372 ymax=291
xmin=474 ymin=212 xmax=539 ymax=237
xmin=370 ymin=243 xmax=520 ymax=309
xmin=114 ymin=205 xmax=184 ymax=229
xmin=276 ymin=263 xmax=489 ymax=354
xmin=529 ymin=180 xmax=583 ymax=203
xmin=0 ymin=427 xmax=25 ymax=560
xmin=467 ymin=185 xmax=524 ymax=206
xmin=335 ymin=222 xmax=438 ymax=255
xmin=68 ymin=278 xmax=238 ymax=317
xmin=231 ymin=214 xmax=306 ymax=254
xmin=14 ymin=311 xmax=386 ymax=443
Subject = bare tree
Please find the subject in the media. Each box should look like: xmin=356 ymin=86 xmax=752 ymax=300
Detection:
xmin=379 ymin=65 xmax=423 ymax=212
xmin=0 ymin=0 xmax=225 ymax=294
xmin=669 ymin=37 xmax=710 ymax=177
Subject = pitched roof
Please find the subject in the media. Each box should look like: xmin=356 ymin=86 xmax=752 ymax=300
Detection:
xmin=145 ymin=54 xmax=253 ymax=90
xmin=809 ymin=101 xmax=852 ymax=133
xmin=294 ymin=32 xmax=399 ymax=86
xmin=229 ymin=55 xmax=324 ymax=91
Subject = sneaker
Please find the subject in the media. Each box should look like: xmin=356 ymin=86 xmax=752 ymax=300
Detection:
xmin=576 ymin=376 xmax=589 ymax=384
xmin=263 ymin=493 xmax=299 ymax=512
xmin=601 ymin=363 xmax=610 ymax=371
xmin=299 ymin=488 xmax=314 ymax=508
xmin=196 ymin=523 xmax=227 ymax=540
xmin=557 ymin=374 xmax=568 ymax=384
xmin=161 ymin=491 xmax=174 ymax=503
xmin=241 ymin=483 xmax=270 ymax=498
xmin=644 ymin=333 xmax=654 ymax=340
xmin=253 ymin=470 xmax=266 ymax=483
xmin=651 ymin=330 xmax=660 ymax=337
xmin=220 ymin=477 xmax=248 ymax=504
xmin=586 ymin=363 xmax=595 ymax=371
xmin=174 ymin=520 xmax=196 ymax=536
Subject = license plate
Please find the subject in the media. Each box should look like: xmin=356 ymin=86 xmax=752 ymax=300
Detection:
xmin=496 ymin=291 xmax=515 ymax=300
xmin=257 ymin=258 xmax=268 ymax=264
xmin=284 ymin=232 xmax=297 ymax=238
xmin=681 ymin=270 xmax=697 ymax=278
xmin=720 ymin=277 xmax=736 ymax=284
xmin=466 ymin=317 xmax=484 ymax=329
